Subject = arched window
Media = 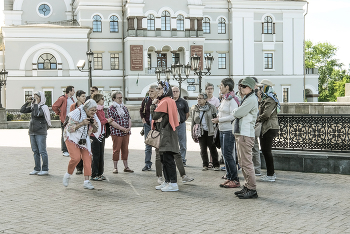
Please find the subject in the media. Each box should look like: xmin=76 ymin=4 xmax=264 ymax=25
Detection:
xmin=203 ymin=17 xmax=210 ymax=34
xmin=218 ymin=17 xmax=226 ymax=34
xmin=263 ymin=16 xmax=275 ymax=34
xmin=177 ymin=15 xmax=184 ymax=31
xmin=161 ymin=11 xmax=171 ymax=31
xmin=93 ymin=15 xmax=102 ymax=32
xmin=147 ymin=14 xmax=155 ymax=30
xmin=110 ymin=15 xmax=119 ymax=32
xmin=37 ymin=53 xmax=57 ymax=70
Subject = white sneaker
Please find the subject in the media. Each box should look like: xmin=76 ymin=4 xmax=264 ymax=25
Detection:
xmin=83 ymin=181 xmax=95 ymax=190
xmin=155 ymin=182 xmax=168 ymax=190
xmin=260 ymin=175 xmax=275 ymax=182
xmin=157 ymin=177 xmax=164 ymax=185
xmin=182 ymin=175 xmax=194 ymax=183
xmin=62 ymin=152 xmax=70 ymax=157
xmin=63 ymin=173 xmax=70 ymax=187
xmin=161 ymin=183 xmax=179 ymax=192
xmin=37 ymin=171 xmax=49 ymax=176
xmin=29 ymin=170 xmax=40 ymax=175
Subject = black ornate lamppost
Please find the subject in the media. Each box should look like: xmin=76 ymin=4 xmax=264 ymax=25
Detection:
xmin=0 ymin=69 xmax=8 ymax=108
xmin=190 ymin=53 xmax=214 ymax=93
xmin=155 ymin=67 xmax=171 ymax=83
xmin=77 ymin=49 xmax=94 ymax=95
xmin=171 ymin=63 xmax=191 ymax=97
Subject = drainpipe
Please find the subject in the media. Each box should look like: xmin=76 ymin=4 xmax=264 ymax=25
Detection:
xmin=122 ymin=0 xmax=126 ymax=99
xmin=71 ymin=0 xmax=75 ymax=22
xmin=303 ymin=2 xmax=309 ymax=102
xmin=228 ymin=0 xmax=232 ymax=79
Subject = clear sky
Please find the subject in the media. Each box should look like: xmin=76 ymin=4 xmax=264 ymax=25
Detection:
xmin=305 ymin=0 xmax=350 ymax=70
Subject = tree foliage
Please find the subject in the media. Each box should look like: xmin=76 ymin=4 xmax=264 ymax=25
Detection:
xmin=305 ymin=40 xmax=349 ymax=102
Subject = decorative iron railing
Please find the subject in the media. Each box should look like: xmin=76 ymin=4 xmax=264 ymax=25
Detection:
xmin=272 ymin=114 xmax=350 ymax=152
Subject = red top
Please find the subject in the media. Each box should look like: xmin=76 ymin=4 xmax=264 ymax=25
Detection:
xmin=52 ymin=95 xmax=75 ymax=123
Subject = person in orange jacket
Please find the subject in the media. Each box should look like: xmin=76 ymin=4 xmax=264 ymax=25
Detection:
xmin=52 ymin=86 xmax=75 ymax=157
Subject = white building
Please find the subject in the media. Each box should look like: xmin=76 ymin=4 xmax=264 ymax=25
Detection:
xmin=0 ymin=0 xmax=318 ymax=109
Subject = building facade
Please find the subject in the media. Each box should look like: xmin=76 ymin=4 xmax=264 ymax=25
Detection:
xmin=0 ymin=0 xmax=318 ymax=109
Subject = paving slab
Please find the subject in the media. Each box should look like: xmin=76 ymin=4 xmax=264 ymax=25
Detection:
xmin=0 ymin=128 xmax=349 ymax=233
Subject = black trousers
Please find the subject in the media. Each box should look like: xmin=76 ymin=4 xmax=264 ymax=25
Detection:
xmin=198 ymin=131 xmax=220 ymax=167
xmin=160 ymin=151 xmax=177 ymax=183
xmin=61 ymin=122 xmax=68 ymax=152
xmin=260 ymin=129 xmax=279 ymax=176
xmin=91 ymin=136 xmax=105 ymax=177
xmin=76 ymin=159 xmax=83 ymax=171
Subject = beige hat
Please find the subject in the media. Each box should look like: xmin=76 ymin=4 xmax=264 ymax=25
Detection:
xmin=257 ymin=79 xmax=274 ymax=87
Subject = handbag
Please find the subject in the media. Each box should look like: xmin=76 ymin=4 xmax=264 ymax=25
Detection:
xmin=104 ymin=123 xmax=111 ymax=138
xmin=145 ymin=129 xmax=160 ymax=148
xmin=192 ymin=111 xmax=205 ymax=143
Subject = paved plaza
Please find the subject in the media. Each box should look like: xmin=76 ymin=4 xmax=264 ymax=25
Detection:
xmin=0 ymin=128 xmax=349 ymax=234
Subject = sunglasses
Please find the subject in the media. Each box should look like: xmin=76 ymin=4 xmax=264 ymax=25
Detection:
xmin=90 ymin=90 xmax=95 ymax=92
xmin=239 ymin=84 xmax=248 ymax=89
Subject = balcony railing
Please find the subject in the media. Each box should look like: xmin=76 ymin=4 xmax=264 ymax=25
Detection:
xmin=24 ymin=20 xmax=80 ymax=27
xmin=305 ymin=68 xmax=319 ymax=74
xmin=272 ymin=114 xmax=350 ymax=152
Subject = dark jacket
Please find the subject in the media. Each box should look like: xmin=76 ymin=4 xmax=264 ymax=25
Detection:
xmin=140 ymin=97 xmax=152 ymax=125
xmin=151 ymin=103 xmax=179 ymax=154
xmin=20 ymin=102 xmax=48 ymax=135
xmin=257 ymin=97 xmax=279 ymax=136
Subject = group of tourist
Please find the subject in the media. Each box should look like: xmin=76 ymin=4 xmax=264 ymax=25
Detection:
xmin=21 ymin=76 xmax=280 ymax=198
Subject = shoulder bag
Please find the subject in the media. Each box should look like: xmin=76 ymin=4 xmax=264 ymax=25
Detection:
xmin=145 ymin=129 xmax=160 ymax=148
xmin=192 ymin=111 xmax=205 ymax=143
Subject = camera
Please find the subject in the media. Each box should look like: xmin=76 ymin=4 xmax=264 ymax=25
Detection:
xmin=212 ymin=113 xmax=217 ymax=119
xmin=78 ymin=139 xmax=86 ymax=145
xmin=140 ymin=128 xmax=144 ymax=136
xmin=89 ymin=118 xmax=94 ymax=124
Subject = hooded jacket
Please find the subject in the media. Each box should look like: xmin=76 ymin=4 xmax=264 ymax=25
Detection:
xmin=52 ymin=94 xmax=75 ymax=123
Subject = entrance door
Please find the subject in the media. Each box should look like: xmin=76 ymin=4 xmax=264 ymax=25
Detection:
xmin=157 ymin=53 xmax=167 ymax=70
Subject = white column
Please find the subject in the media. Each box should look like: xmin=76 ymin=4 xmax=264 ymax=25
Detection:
xmin=171 ymin=17 xmax=176 ymax=29
xmin=294 ymin=17 xmax=304 ymax=75
xmin=185 ymin=50 xmax=190 ymax=64
xmin=144 ymin=49 xmax=148 ymax=69
xmin=283 ymin=13 xmax=293 ymax=75
xmin=232 ymin=13 xmax=244 ymax=75
xmin=142 ymin=17 xmax=147 ymax=29
xmin=155 ymin=17 xmax=161 ymax=29
xmin=243 ymin=13 xmax=254 ymax=76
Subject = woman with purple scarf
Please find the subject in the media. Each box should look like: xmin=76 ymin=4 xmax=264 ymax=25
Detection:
xmin=212 ymin=78 xmax=241 ymax=189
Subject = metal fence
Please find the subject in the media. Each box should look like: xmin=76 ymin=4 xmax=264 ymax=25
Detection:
xmin=272 ymin=114 xmax=350 ymax=152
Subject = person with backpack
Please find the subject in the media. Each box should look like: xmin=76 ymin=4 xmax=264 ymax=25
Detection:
xmin=140 ymin=85 xmax=158 ymax=171
xmin=52 ymin=86 xmax=75 ymax=157
xmin=191 ymin=93 xmax=220 ymax=171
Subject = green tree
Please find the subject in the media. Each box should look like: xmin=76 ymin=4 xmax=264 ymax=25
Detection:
xmin=305 ymin=40 xmax=346 ymax=102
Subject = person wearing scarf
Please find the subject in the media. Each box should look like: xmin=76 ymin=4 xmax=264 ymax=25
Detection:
xmin=69 ymin=90 xmax=86 ymax=175
xmin=107 ymin=91 xmax=134 ymax=174
xmin=211 ymin=78 xmax=241 ymax=189
xmin=62 ymin=99 xmax=100 ymax=190
xmin=90 ymin=93 xmax=113 ymax=181
xmin=151 ymin=81 xmax=180 ymax=192
xmin=256 ymin=79 xmax=280 ymax=182
xmin=20 ymin=91 xmax=52 ymax=176
xmin=231 ymin=77 xmax=259 ymax=199
xmin=191 ymin=93 xmax=220 ymax=171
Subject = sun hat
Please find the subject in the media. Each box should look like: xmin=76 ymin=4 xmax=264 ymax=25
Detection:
xmin=257 ymin=79 xmax=274 ymax=87
xmin=240 ymin=77 xmax=256 ymax=90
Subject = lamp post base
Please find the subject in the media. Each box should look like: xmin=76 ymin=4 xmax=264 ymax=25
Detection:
xmin=0 ymin=108 xmax=8 ymax=129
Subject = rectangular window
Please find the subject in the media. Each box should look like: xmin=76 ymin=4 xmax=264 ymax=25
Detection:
xmin=218 ymin=53 xmax=226 ymax=69
xmin=203 ymin=22 xmax=210 ymax=34
xmin=44 ymin=90 xmax=53 ymax=107
xmin=264 ymin=53 xmax=273 ymax=69
xmin=172 ymin=53 xmax=180 ymax=65
xmin=110 ymin=53 xmax=119 ymax=70
xmin=283 ymin=87 xmax=289 ymax=103
xmin=148 ymin=54 xmax=151 ymax=68
xmin=24 ymin=90 xmax=33 ymax=103
xmin=94 ymin=53 xmax=103 ymax=70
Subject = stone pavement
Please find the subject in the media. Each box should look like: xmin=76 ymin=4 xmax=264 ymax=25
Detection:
xmin=0 ymin=128 xmax=349 ymax=234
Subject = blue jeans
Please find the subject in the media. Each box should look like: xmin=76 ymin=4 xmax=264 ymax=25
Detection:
xmin=30 ymin=135 xmax=48 ymax=171
xmin=220 ymin=131 xmax=239 ymax=182
xmin=176 ymin=122 xmax=187 ymax=163
xmin=144 ymin=123 xmax=152 ymax=167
